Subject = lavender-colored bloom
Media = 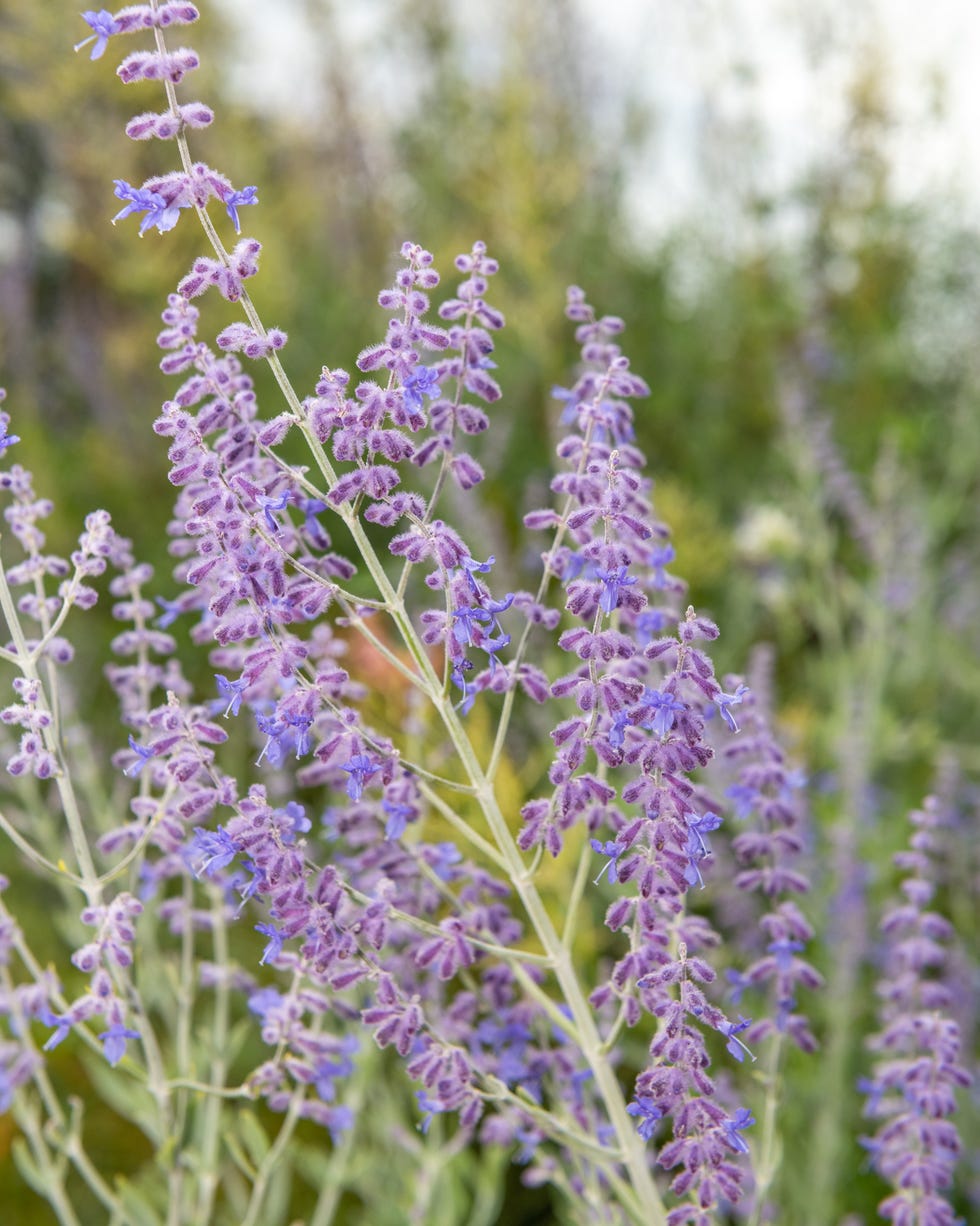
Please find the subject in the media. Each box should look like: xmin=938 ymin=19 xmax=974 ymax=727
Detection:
xmin=215 ymin=673 xmax=247 ymax=717
xmin=725 ymin=967 xmax=753 ymax=1007
xmin=257 ymin=490 xmax=290 ymax=534
xmin=341 ymin=753 xmax=380 ymax=801
xmin=722 ymin=1108 xmax=755 ymax=1154
xmin=255 ymin=922 xmax=284 ymax=966
xmin=590 ymin=837 xmax=626 ymax=885
xmin=402 ymin=365 xmax=441 ymax=412
xmin=382 ymin=800 xmax=413 ymax=841
xmin=123 ymin=734 xmax=154 ymax=777
xmin=725 ymin=782 xmax=758 ymax=820
xmin=154 ymin=595 xmax=183 ymax=627
xmin=451 ymin=604 xmax=484 ymax=647
xmin=299 ymin=497 xmax=330 ymax=548
xmin=190 ymin=826 xmax=238 ymax=876
xmin=42 ymin=1015 xmax=72 ymax=1052
xmin=255 ymin=711 xmax=289 ymax=767
xmin=595 ymin=564 xmax=636 ymax=615
xmin=74 ymin=9 xmax=120 ymax=60
xmin=416 ymin=1088 xmax=447 ymax=1135
xmin=0 ymin=424 xmax=19 ymax=455
xmin=683 ymin=810 xmax=722 ymax=888
xmin=641 ymin=688 xmax=686 ymax=739
xmin=111 ymin=180 xmax=188 ymax=235
xmin=220 ymin=184 xmax=258 ymax=232
xmin=720 ymin=1016 xmax=754 ymax=1063
xmin=648 ymin=543 xmax=676 ymax=589
xmin=768 ymin=937 xmax=804 ymax=972
xmin=716 ymin=683 xmax=750 ymax=733
xmin=626 ymin=1095 xmax=662 ymax=1142
xmin=99 ymin=1023 xmax=140 ymax=1067
xmin=460 ymin=554 xmax=494 ymax=590
xmin=247 ymin=987 xmax=281 ymax=1019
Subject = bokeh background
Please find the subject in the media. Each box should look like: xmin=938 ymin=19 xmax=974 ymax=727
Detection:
xmin=0 ymin=1 xmax=977 ymax=1222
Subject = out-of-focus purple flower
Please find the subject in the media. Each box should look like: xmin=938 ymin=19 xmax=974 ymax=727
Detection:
xmin=247 ymin=987 xmax=281 ymax=1019
xmin=42 ymin=1016 xmax=72 ymax=1051
xmin=99 ymin=1022 xmax=140 ymax=1067
xmin=74 ymin=10 xmax=120 ymax=60
xmin=416 ymin=1089 xmax=447 ymax=1135
xmin=382 ymin=800 xmax=413 ymax=841
xmin=0 ymin=424 xmax=20 ymax=455
xmin=154 ymin=595 xmax=183 ymax=628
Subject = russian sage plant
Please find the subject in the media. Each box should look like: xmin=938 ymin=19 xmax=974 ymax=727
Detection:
xmin=0 ymin=5 xmax=971 ymax=1226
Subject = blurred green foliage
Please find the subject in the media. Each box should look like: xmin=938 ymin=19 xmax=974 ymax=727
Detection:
xmin=0 ymin=1 xmax=977 ymax=1223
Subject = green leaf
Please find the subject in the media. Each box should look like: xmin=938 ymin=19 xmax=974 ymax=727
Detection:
xmin=11 ymin=1136 xmax=51 ymax=1198
xmin=82 ymin=1057 xmax=163 ymax=1145
xmin=236 ymin=1108 xmax=271 ymax=1167
xmin=223 ymin=1131 xmax=258 ymax=1181
xmin=114 ymin=1175 xmax=164 ymax=1226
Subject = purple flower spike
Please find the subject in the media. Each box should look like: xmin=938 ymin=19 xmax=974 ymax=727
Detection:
xmin=74 ymin=10 xmax=120 ymax=60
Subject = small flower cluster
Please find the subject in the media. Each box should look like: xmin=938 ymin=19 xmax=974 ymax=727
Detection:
xmin=860 ymin=797 xmax=972 ymax=1226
